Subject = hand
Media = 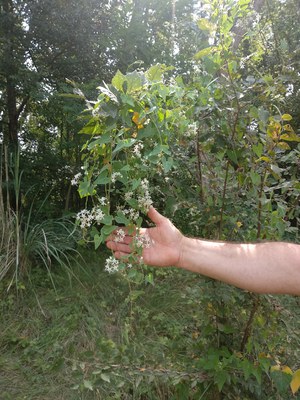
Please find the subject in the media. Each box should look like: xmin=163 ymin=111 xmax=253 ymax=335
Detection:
xmin=106 ymin=207 xmax=184 ymax=267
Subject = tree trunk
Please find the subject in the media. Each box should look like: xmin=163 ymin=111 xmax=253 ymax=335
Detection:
xmin=2 ymin=0 xmax=20 ymax=151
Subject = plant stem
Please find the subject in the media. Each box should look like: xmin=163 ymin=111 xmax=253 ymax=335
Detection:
xmin=257 ymin=169 xmax=267 ymax=240
xmin=240 ymin=294 xmax=260 ymax=353
xmin=218 ymin=161 xmax=230 ymax=240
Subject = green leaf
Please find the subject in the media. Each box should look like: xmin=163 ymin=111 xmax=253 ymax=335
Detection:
xmin=120 ymin=93 xmax=135 ymax=107
xmin=115 ymin=212 xmax=130 ymax=225
xmin=194 ymin=46 xmax=219 ymax=60
xmin=162 ymin=156 xmax=174 ymax=173
xmin=94 ymin=234 xmax=103 ymax=250
xmin=100 ymin=373 xmax=111 ymax=383
xmin=102 ymin=214 xmax=113 ymax=225
xmin=148 ymin=144 xmax=170 ymax=157
xmin=80 ymin=118 xmax=102 ymax=135
xmin=112 ymin=70 xmax=126 ymax=91
xmin=83 ymin=380 xmax=93 ymax=391
xmin=215 ymin=370 xmax=227 ymax=391
xmin=252 ymin=143 xmax=263 ymax=158
xmin=146 ymin=64 xmax=165 ymax=82
xmin=271 ymin=370 xmax=292 ymax=394
xmin=197 ymin=18 xmax=216 ymax=33
xmin=113 ymin=139 xmax=136 ymax=154
xmin=125 ymin=71 xmax=146 ymax=94
xmin=250 ymin=171 xmax=261 ymax=185
xmin=280 ymin=133 xmax=300 ymax=142
xmin=94 ymin=170 xmax=111 ymax=185
xmin=282 ymin=113 xmax=292 ymax=121
xmin=78 ymin=179 xmax=95 ymax=198
xmin=101 ymin=225 xmax=118 ymax=237
xmin=88 ymin=132 xmax=112 ymax=148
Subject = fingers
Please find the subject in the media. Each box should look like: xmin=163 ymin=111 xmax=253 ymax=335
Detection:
xmin=147 ymin=206 xmax=166 ymax=225
xmin=106 ymin=240 xmax=131 ymax=254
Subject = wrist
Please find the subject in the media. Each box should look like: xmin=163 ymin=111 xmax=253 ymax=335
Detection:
xmin=175 ymin=235 xmax=190 ymax=269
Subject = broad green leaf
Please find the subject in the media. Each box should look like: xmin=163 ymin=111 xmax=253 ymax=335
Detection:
xmin=88 ymin=132 xmax=112 ymax=148
xmin=291 ymin=369 xmax=300 ymax=394
xmin=78 ymin=179 xmax=95 ymax=198
xmin=215 ymin=370 xmax=227 ymax=391
xmin=94 ymin=170 xmax=111 ymax=185
xmin=83 ymin=380 xmax=93 ymax=391
xmin=112 ymin=70 xmax=126 ymax=91
xmin=125 ymin=71 xmax=146 ymax=94
xmin=252 ymin=143 xmax=263 ymax=158
xmin=100 ymin=373 xmax=111 ymax=383
xmin=101 ymin=225 xmax=118 ymax=237
xmin=115 ymin=213 xmax=130 ymax=225
xmin=258 ymin=107 xmax=269 ymax=124
xmin=146 ymin=64 xmax=165 ymax=82
xmin=94 ymin=234 xmax=103 ymax=250
xmin=280 ymin=133 xmax=300 ymax=142
xmin=282 ymin=113 xmax=292 ymax=121
xmin=162 ymin=156 xmax=174 ymax=173
xmin=197 ymin=18 xmax=216 ymax=33
xmin=271 ymin=370 xmax=292 ymax=394
xmin=113 ymin=139 xmax=136 ymax=154
xmin=80 ymin=118 xmax=102 ymax=135
xmin=194 ymin=46 xmax=219 ymax=60
xmin=102 ymin=214 xmax=113 ymax=225
xmin=256 ymin=156 xmax=271 ymax=163
xmin=120 ymin=93 xmax=135 ymax=107
xmin=148 ymin=144 xmax=170 ymax=157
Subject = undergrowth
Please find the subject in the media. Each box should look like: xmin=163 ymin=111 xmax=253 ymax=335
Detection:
xmin=0 ymin=249 xmax=299 ymax=399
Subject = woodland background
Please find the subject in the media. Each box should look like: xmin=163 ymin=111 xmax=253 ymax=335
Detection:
xmin=0 ymin=0 xmax=300 ymax=399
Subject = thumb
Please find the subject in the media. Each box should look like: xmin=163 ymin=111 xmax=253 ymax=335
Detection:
xmin=147 ymin=206 xmax=166 ymax=226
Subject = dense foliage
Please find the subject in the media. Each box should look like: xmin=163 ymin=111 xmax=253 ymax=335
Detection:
xmin=0 ymin=0 xmax=299 ymax=398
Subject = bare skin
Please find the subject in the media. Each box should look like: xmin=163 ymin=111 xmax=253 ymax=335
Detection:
xmin=106 ymin=207 xmax=300 ymax=295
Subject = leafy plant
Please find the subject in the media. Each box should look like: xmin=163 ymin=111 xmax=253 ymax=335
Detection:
xmin=0 ymin=147 xmax=81 ymax=289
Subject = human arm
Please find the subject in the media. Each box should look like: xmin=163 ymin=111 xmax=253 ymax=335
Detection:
xmin=106 ymin=207 xmax=300 ymax=295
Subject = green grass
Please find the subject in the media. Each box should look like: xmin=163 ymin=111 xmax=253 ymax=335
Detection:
xmin=0 ymin=249 xmax=299 ymax=400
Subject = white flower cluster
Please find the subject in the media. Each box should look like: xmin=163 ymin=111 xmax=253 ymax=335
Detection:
xmin=135 ymin=233 xmax=153 ymax=249
xmin=124 ymin=191 xmax=133 ymax=201
xmin=111 ymin=172 xmax=122 ymax=183
xmin=104 ymin=256 xmax=120 ymax=274
xmin=117 ymin=206 xmax=140 ymax=222
xmin=137 ymin=178 xmax=153 ymax=212
xmin=76 ymin=207 xmax=105 ymax=229
xmin=99 ymin=197 xmax=107 ymax=206
xmin=114 ymin=228 xmax=126 ymax=243
xmin=133 ymin=142 xmax=144 ymax=158
xmin=71 ymin=172 xmax=82 ymax=186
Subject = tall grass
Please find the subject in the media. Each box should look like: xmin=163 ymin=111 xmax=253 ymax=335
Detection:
xmin=0 ymin=146 xmax=81 ymax=289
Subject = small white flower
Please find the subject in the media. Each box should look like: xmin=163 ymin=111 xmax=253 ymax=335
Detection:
xmin=134 ymin=233 xmax=153 ymax=249
xmin=124 ymin=191 xmax=133 ymax=201
xmin=129 ymin=208 xmax=140 ymax=221
xmin=99 ymin=197 xmax=107 ymax=206
xmin=71 ymin=172 xmax=82 ymax=186
xmin=133 ymin=142 xmax=144 ymax=158
xmin=105 ymin=256 xmax=120 ymax=274
xmin=111 ymin=172 xmax=122 ymax=183
xmin=114 ymin=228 xmax=126 ymax=243
xmin=76 ymin=209 xmax=93 ymax=229
xmin=92 ymin=207 xmax=105 ymax=223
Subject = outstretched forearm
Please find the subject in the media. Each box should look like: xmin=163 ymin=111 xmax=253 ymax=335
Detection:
xmin=177 ymin=238 xmax=300 ymax=295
